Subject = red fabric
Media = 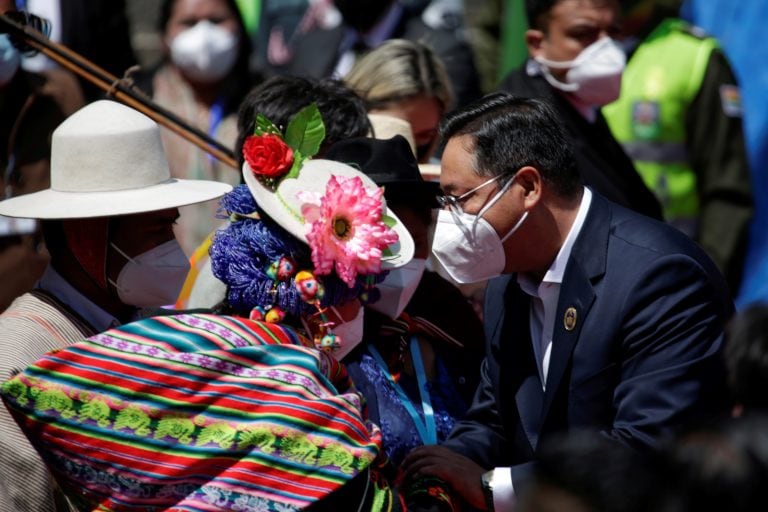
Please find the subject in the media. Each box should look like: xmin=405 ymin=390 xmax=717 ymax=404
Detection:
xmin=62 ymin=217 xmax=110 ymax=289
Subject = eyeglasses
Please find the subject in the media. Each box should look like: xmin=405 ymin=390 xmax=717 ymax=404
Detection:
xmin=436 ymin=174 xmax=509 ymax=215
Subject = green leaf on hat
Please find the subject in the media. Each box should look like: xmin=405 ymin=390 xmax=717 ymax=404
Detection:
xmin=285 ymin=103 xmax=326 ymax=159
xmin=381 ymin=215 xmax=397 ymax=228
xmin=285 ymin=150 xmax=305 ymax=181
xmin=254 ymin=114 xmax=281 ymax=136
xmin=382 ymin=247 xmax=394 ymax=258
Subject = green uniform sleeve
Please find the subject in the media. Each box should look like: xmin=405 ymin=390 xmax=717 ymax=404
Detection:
xmin=685 ymin=47 xmax=754 ymax=294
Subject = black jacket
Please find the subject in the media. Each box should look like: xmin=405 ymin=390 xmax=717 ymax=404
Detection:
xmin=499 ymin=66 xmax=663 ymax=220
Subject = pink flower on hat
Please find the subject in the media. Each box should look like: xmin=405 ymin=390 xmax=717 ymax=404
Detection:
xmin=301 ymin=176 xmax=398 ymax=287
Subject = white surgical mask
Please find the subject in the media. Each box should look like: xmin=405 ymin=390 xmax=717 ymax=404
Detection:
xmin=169 ymin=20 xmax=239 ymax=83
xmin=109 ymin=240 xmax=190 ymax=307
xmin=330 ymin=305 xmax=365 ymax=360
xmin=432 ymin=178 xmax=528 ymax=283
xmin=0 ymin=34 xmax=21 ymax=86
xmin=369 ymin=258 xmax=426 ymax=319
xmin=535 ymin=37 xmax=626 ymax=106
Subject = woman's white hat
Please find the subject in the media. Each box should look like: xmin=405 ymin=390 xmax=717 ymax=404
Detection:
xmin=244 ymin=158 xmax=415 ymax=270
xmin=0 ymin=100 xmax=233 ymax=219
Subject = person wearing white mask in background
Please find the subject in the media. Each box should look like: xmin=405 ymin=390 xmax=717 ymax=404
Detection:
xmin=133 ymin=0 xmax=257 ymax=257
xmin=0 ymin=100 xmax=232 ymax=512
xmin=498 ymin=0 xmax=662 ymax=221
xmin=324 ymin=135 xmax=485 ymax=468
xmin=401 ymin=93 xmax=733 ymax=511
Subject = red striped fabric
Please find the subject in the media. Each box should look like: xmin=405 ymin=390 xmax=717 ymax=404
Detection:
xmin=2 ymin=314 xmax=382 ymax=511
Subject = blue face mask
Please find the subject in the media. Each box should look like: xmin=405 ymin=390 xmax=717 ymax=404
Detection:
xmin=0 ymin=35 xmax=21 ymax=86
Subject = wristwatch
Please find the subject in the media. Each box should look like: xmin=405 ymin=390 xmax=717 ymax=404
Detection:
xmin=481 ymin=469 xmax=495 ymax=512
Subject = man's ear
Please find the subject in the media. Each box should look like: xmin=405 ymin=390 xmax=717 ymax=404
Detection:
xmin=525 ymin=29 xmax=545 ymax=58
xmin=515 ymin=166 xmax=542 ymax=209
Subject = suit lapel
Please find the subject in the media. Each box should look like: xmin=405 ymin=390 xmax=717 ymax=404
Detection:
xmin=541 ymin=192 xmax=611 ymax=419
xmin=541 ymin=261 xmax=596 ymax=416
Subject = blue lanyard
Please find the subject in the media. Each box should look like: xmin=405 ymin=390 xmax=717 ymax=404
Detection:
xmin=208 ymin=100 xmax=224 ymax=137
xmin=206 ymin=100 xmax=225 ymax=166
xmin=368 ymin=336 xmax=437 ymax=445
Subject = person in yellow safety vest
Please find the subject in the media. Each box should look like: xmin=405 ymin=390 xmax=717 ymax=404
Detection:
xmin=498 ymin=0 xmax=664 ymax=222
xmin=603 ymin=0 xmax=753 ymax=295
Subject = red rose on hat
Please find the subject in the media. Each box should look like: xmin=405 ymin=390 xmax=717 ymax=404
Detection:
xmin=243 ymin=134 xmax=294 ymax=179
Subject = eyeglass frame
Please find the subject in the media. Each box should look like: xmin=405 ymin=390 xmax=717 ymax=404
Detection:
xmin=435 ymin=173 xmax=513 ymax=215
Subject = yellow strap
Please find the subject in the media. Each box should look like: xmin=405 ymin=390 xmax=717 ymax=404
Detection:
xmin=175 ymin=235 xmax=214 ymax=309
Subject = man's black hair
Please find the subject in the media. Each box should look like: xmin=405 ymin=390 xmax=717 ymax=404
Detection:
xmin=525 ymin=0 xmax=559 ymax=29
xmin=656 ymin=415 xmax=768 ymax=512
xmin=526 ymin=0 xmax=621 ymax=31
xmin=439 ymin=92 xmax=582 ymax=197
xmin=520 ymin=431 xmax=661 ymax=512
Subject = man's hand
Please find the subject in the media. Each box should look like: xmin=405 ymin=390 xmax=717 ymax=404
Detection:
xmin=402 ymin=445 xmax=488 ymax=510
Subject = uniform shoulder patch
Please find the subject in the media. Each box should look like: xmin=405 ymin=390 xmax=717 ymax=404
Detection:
xmin=631 ymin=101 xmax=661 ymax=140
xmin=720 ymin=84 xmax=742 ymax=117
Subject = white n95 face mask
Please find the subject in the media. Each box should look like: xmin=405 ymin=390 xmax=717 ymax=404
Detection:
xmin=432 ymin=177 xmax=528 ymax=284
xmin=169 ymin=20 xmax=239 ymax=83
xmin=109 ymin=240 xmax=190 ymax=307
xmin=369 ymin=258 xmax=427 ymax=320
xmin=432 ymin=209 xmax=528 ymax=283
xmin=535 ymin=36 xmax=626 ymax=106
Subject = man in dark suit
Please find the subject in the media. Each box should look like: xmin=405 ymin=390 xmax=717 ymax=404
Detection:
xmin=499 ymin=0 xmax=662 ymax=220
xmin=402 ymin=93 xmax=732 ymax=510
xmin=277 ymin=0 xmax=481 ymax=109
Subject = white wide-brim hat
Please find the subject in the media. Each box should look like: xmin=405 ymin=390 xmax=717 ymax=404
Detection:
xmin=0 ymin=100 xmax=232 ymax=219
xmin=244 ymin=158 xmax=414 ymax=270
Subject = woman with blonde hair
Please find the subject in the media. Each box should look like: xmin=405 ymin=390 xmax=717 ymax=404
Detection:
xmin=344 ymin=39 xmax=453 ymax=163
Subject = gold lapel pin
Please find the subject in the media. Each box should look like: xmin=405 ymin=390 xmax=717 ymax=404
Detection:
xmin=564 ymin=307 xmax=577 ymax=331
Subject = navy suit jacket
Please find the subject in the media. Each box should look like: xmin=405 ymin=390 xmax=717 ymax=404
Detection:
xmin=442 ymin=191 xmax=732 ymax=482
